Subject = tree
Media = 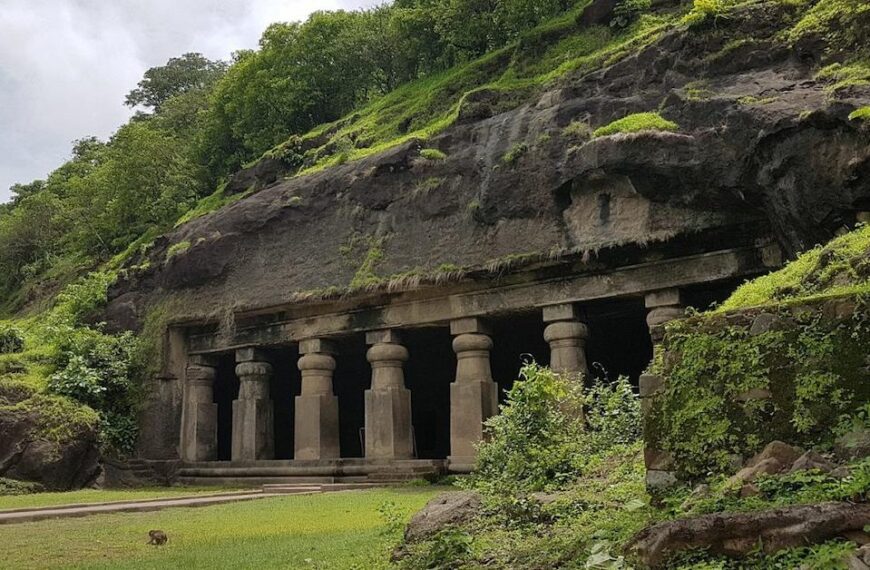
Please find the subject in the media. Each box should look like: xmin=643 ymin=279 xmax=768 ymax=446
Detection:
xmin=125 ymin=53 xmax=227 ymax=112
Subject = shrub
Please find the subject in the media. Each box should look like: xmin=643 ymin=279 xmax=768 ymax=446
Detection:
xmin=612 ymin=0 xmax=651 ymax=29
xmin=0 ymin=324 xmax=24 ymax=354
xmin=592 ymin=112 xmax=678 ymax=138
xmin=0 ymin=477 xmax=44 ymax=496
xmin=472 ymin=363 xmax=642 ymax=495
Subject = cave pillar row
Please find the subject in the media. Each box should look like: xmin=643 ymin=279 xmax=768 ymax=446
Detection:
xmin=448 ymin=317 xmax=498 ymax=472
xmin=295 ymin=339 xmax=341 ymax=460
xmin=639 ymin=288 xmax=684 ymax=491
xmin=365 ymin=329 xmax=414 ymax=460
xmin=231 ymin=348 xmax=275 ymax=461
xmin=180 ymin=356 xmax=218 ymax=462
xmin=543 ymin=303 xmax=590 ymax=380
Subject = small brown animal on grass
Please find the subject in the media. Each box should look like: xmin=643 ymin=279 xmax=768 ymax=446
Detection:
xmin=147 ymin=530 xmax=168 ymax=545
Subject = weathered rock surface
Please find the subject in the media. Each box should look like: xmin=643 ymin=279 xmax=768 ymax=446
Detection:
xmin=626 ymin=502 xmax=870 ymax=568
xmin=403 ymin=491 xmax=482 ymax=543
xmin=106 ymin=1 xmax=870 ymax=329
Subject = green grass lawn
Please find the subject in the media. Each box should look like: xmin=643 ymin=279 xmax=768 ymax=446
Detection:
xmin=0 ymin=487 xmax=244 ymax=511
xmin=0 ymin=487 xmax=445 ymax=569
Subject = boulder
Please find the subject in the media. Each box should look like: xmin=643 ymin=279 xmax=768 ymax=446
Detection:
xmin=626 ymin=502 xmax=870 ymax=568
xmin=403 ymin=491 xmax=482 ymax=543
xmin=846 ymin=544 xmax=870 ymax=570
xmin=0 ymin=391 xmax=101 ymax=490
xmin=746 ymin=441 xmax=803 ymax=469
xmin=789 ymin=451 xmax=835 ymax=474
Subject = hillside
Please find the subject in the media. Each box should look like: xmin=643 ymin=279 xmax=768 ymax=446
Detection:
xmin=0 ymin=0 xmax=867 ymax=540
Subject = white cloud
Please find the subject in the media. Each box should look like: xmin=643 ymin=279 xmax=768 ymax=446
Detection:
xmin=0 ymin=0 xmax=378 ymax=201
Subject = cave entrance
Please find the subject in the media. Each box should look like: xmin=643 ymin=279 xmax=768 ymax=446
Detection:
xmin=584 ymin=298 xmax=653 ymax=387
xmin=262 ymin=346 xmax=298 ymax=460
xmin=213 ymin=353 xmax=239 ymax=461
xmin=489 ymin=311 xmax=551 ymax=403
xmin=404 ymin=326 xmax=454 ymax=460
xmin=333 ymin=336 xmax=369 ymax=458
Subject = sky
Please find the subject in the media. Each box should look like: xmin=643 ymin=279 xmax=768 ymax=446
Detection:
xmin=0 ymin=0 xmax=377 ymax=202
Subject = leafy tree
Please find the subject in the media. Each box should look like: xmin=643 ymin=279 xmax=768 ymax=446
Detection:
xmin=125 ymin=52 xmax=227 ymax=112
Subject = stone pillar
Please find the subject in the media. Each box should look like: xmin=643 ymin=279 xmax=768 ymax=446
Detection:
xmin=231 ymin=348 xmax=275 ymax=461
xmin=449 ymin=317 xmax=498 ymax=471
xmin=542 ymin=303 xmax=590 ymax=379
xmin=295 ymin=339 xmax=340 ymax=460
xmin=640 ymin=288 xmax=684 ymax=492
xmin=180 ymin=356 xmax=218 ymax=462
xmin=364 ymin=330 xmax=414 ymax=460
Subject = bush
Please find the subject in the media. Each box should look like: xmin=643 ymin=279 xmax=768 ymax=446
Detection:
xmin=471 ymin=363 xmax=642 ymax=496
xmin=0 ymin=324 xmax=24 ymax=354
xmin=46 ymin=329 xmax=140 ymax=455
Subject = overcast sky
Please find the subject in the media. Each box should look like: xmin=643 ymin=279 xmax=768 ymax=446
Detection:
xmin=0 ymin=0 xmax=377 ymax=201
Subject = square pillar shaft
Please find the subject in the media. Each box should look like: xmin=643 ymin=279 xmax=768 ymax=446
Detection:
xmin=231 ymin=355 xmax=274 ymax=461
xmin=449 ymin=318 xmax=498 ymax=471
xmin=295 ymin=340 xmax=340 ymax=460
xmin=365 ymin=331 xmax=413 ymax=459
xmin=180 ymin=361 xmax=217 ymax=462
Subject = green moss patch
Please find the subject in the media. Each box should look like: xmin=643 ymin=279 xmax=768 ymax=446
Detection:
xmin=592 ymin=112 xmax=679 ymax=138
xmin=720 ymin=224 xmax=870 ymax=311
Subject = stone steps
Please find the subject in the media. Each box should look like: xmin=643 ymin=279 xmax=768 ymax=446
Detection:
xmin=262 ymin=483 xmax=383 ymax=494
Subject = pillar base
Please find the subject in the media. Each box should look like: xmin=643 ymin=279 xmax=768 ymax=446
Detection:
xmin=231 ymin=398 xmax=274 ymax=461
xmin=365 ymin=387 xmax=413 ymax=459
xmin=294 ymin=393 xmax=340 ymax=460
xmin=450 ymin=379 xmax=498 ymax=460
xmin=182 ymin=402 xmax=218 ymax=462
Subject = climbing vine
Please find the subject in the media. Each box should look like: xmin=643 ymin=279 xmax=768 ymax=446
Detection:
xmin=648 ymin=297 xmax=870 ymax=479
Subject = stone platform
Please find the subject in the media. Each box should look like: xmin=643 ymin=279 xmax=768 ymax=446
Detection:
xmin=175 ymin=458 xmax=446 ymax=487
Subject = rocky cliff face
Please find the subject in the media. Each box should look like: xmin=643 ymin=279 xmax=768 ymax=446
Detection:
xmin=107 ymin=2 xmax=870 ymax=329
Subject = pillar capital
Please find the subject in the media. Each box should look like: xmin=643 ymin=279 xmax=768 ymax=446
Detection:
xmin=452 ymin=332 xmax=493 ymax=354
xmin=644 ymin=288 xmax=682 ymax=309
xmin=450 ymin=317 xmax=491 ymax=336
xmin=367 ymin=342 xmax=409 ymax=365
xmin=543 ymin=321 xmax=589 ymax=342
xmin=542 ymin=303 xmax=580 ymax=323
xmin=365 ymin=329 xmax=402 ymax=345
xmin=299 ymin=338 xmax=337 ymax=355
xmin=235 ymin=347 xmax=270 ymax=363
xmin=185 ymin=362 xmax=216 ymax=386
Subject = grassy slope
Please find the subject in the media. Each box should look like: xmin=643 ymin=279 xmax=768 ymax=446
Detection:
xmin=0 ymin=487 xmax=444 ymax=570
xmin=719 ymin=223 xmax=870 ymax=311
xmin=0 ymin=487 xmax=245 ymax=511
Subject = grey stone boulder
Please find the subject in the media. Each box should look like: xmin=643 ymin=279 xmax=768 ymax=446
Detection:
xmin=403 ymin=491 xmax=482 ymax=543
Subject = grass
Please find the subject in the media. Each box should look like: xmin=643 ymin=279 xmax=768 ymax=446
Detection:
xmin=592 ymin=112 xmax=679 ymax=138
xmin=0 ymin=487 xmax=245 ymax=511
xmin=0 ymin=487 xmax=445 ymax=570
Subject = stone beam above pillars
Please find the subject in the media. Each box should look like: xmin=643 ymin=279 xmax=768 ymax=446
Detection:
xmin=365 ymin=330 xmax=413 ymax=460
xmin=449 ymin=317 xmax=498 ymax=472
xmin=295 ymin=339 xmax=340 ymax=460
xmin=232 ymin=348 xmax=275 ymax=461
xmin=181 ymin=355 xmax=218 ymax=462
xmin=542 ymin=303 xmax=590 ymax=379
